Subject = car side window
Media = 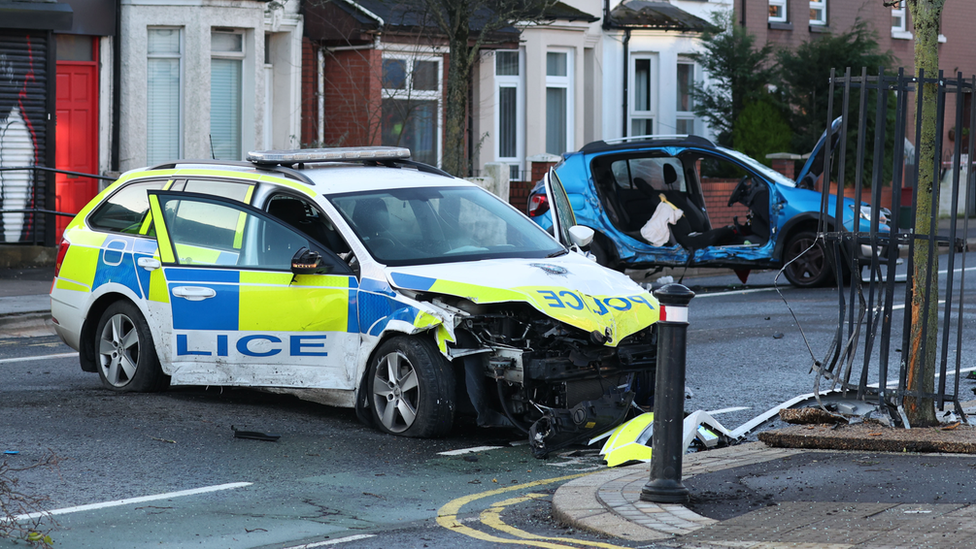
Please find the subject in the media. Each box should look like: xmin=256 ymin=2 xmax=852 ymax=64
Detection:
xmin=88 ymin=181 xmax=166 ymax=234
xmin=157 ymin=193 xmax=350 ymax=273
xmin=266 ymin=194 xmax=351 ymax=255
xmin=159 ymin=194 xmax=301 ymax=269
xmin=609 ymin=157 xmax=686 ymax=193
xmin=183 ymin=179 xmax=254 ymax=203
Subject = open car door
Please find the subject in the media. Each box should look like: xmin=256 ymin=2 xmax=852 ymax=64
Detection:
xmin=795 ymin=116 xmax=843 ymax=189
xmin=543 ymin=168 xmax=593 ymax=251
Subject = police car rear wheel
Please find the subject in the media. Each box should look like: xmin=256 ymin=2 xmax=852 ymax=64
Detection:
xmin=95 ymin=301 xmax=169 ymax=392
xmin=368 ymin=337 xmax=454 ymax=438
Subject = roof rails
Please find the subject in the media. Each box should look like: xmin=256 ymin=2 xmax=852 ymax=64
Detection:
xmin=604 ymin=134 xmax=691 ymax=144
xmin=246 ymin=146 xmax=453 ymax=178
xmin=146 ymin=147 xmax=452 ymax=188
xmin=146 ymin=158 xmax=317 ymax=186
xmin=580 ymin=134 xmax=715 ymax=153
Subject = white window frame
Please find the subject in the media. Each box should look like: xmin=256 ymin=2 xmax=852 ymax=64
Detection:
xmin=545 ymin=49 xmax=574 ymax=156
xmin=211 ymin=29 xmax=246 ymax=161
xmin=263 ymin=33 xmax=273 ymax=150
xmin=675 ymin=58 xmax=696 ymax=136
xmin=381 ymin=52 xmax=444 ymax=167
xmin=628 ymin=53 xmax=655 ymax=138
xmin=809 ymin=0 xmax=827 ymax=26
xmin=147 ymin=27 xmax=183 ymax=164
xmin=494 ymin=49 xmax=524 ymax=181
xmin=768 ymin=0 xmax=787 ymax=23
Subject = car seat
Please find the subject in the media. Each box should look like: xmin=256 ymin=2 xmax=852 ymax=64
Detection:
xmin=658 ymin=164 xmax=709 ymax=235
xmin=596 ymin=169 xmax=633 ymax=231
xmin=352 ymin=198 xmax=396 ymax=257
xmin=269 ymin=198 xmax=350 ymax=255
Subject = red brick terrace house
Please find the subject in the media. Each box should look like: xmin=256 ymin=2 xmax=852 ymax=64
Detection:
xmin=750 ymin=0 xmax=976 ymax=123
xmin=738 ymin=1 xmax=976 ymax=185
xmin=299 ymin=0 xmax=525 ymax=169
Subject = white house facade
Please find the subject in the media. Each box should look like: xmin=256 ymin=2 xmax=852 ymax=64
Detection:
xmin=473 ymin=0 xmax=730 ymax=180
xmin=118 ymin=0 xmax=303 ymax=171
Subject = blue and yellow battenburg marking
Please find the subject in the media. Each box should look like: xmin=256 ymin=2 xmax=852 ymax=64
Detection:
xmin=55 ymin=229 xmax=162 ymax=302
xmin=388 ymin=272 xmax=657 ymax=345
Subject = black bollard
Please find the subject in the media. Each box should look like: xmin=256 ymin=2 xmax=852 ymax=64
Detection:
xmin=641 ymin=283 xmax=695 ymax=504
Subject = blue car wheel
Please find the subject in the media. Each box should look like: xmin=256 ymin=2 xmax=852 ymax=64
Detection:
xmin=782 ymin=230 xmax=833 ymax=288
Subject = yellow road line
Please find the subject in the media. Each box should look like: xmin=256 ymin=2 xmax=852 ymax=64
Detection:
xmin=437 ymin=472 xmax=630 ymax=548
xmin=481 ymin=493 xmax=634 ymax=549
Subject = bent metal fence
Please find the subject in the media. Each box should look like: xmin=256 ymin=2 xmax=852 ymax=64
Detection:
xmin=0 ymin=166 xmax=115 ymax=246
xmin=807 ymin=67 xmax=973 ymax=425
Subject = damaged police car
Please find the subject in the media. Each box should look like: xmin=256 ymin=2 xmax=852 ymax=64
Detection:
xmin=50 ymin=147 xmax=658 ymax=457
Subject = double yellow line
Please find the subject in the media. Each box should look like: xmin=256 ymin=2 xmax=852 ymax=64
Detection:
xmin=436 ymin=473 xmax=634 ymax=549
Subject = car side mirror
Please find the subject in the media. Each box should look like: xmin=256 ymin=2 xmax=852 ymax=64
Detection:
xmin=569 ymin=225 xmax=594 ymax=248
xmin=291 ymin=247 xmax=328 ymax=275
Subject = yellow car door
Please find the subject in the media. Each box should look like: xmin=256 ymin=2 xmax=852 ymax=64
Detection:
xmin=146 ymin=190 xmax=360 ymax=389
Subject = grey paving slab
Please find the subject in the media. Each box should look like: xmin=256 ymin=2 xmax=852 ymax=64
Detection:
xmin=0 ymin=294 xmax=49 ymax=315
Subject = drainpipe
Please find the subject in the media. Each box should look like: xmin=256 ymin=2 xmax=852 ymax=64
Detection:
xmin=317 ymin=47 xmax=324 ymax=146
xmin=622 ymin=28 xmax=630 ymax=137
xmin=111 ymin=0 xmax=121 ymax=172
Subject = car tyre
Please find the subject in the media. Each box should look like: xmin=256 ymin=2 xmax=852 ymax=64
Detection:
xmin=368 ymin=336 xmax=455 ymax=438
xmin=95 ymin=301 xmax=169 ymax=392
xmin=782 ymin=230 xmax=835 ymax=288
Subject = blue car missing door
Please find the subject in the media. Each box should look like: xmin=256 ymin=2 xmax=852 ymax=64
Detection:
xmin=528 ymin=124 xmax=889 ymax=287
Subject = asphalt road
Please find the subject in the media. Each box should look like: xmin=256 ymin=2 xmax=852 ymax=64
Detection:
xmin=2 ymin=254 xmax=975 ymax=548
xmin=0 ymin=336 xmax=647 ymax=548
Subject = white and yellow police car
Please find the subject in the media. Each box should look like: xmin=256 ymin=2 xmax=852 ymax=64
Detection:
xmin=50 ymin=147 xmax=659 ymax=457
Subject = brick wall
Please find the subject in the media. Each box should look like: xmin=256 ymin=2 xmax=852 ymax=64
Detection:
xmin=822 ymin=182 xmax=894 ymax=211
xmin=530 ymin=161 xmax=556 ymax=183
xmin=301 ymin=38 xmax=318 ymax=146
xmin=702 ymin=178 xmax=750 ymax=226
xmin=322 ymin=48 xmax=382 ymax=147
xmin=509 ymin=180 xmax=532 ymax=214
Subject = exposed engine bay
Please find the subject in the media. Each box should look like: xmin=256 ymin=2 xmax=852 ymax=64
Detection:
xmin=436 ymin=296 xmax=657 ymax=458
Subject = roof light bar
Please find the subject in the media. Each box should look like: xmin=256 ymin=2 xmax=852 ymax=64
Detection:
xmin=247 ymin=146 xmax=411 ymax=166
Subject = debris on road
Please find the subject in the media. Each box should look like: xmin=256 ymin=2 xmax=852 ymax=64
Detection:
xmin=232 ymin=426 xmax=281 ymax=442
xmin=594 ymin=410 xmax=733 ymax=467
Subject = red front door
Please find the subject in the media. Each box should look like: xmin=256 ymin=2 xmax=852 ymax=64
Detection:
xmin=55 ymin=36 xmax=99 ymax=241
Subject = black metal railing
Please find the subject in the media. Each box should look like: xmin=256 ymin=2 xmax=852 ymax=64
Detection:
xmin=0 ymin=166 xmax=115 ymax=246
xmin=811 ymin=67 xmax=972 ymax=423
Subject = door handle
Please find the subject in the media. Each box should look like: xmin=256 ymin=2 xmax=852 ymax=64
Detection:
xmin=172 ymin=286 xmax=217 ymax=301
xmin=137 ymin=257 xmax=161 ymax=271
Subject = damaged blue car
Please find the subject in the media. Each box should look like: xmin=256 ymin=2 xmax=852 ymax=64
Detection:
xmin=528 ymin=124 xmax=887 ymax=288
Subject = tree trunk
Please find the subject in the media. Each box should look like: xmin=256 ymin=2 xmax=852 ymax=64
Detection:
xmin=904 ymin=0 xmax=946 ymax=427
xmin=441 ymin=5 xmax=470 ymax=177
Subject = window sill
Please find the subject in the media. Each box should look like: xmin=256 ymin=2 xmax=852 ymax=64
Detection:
xmin=768 ymin=22 xmax=793 ymax=31
xmin=891 ymin=30 xmax=913 ymax=40
xmin=809 ymin=24 xmax=830 ymax=33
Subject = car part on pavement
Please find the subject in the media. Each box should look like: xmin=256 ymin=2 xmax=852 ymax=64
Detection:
xmin=596 ymin=410 xmax=733 ymax=467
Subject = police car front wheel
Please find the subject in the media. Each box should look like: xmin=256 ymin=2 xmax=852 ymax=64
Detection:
xmin=368 ymin=336 xmax=455 ymax=438
xmin=94 ymin=301 xmax=169 ymax=392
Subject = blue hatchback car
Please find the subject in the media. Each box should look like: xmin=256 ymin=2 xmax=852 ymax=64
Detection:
xmin=528 ymin=124 xmax=887 ymax=287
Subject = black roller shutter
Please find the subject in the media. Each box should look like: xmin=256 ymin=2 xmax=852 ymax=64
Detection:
xmin=0 ymin=30 xmax=51 ymax=244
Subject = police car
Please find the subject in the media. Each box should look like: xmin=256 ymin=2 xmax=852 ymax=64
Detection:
xmin=50 ymin=147 xmax=659 ymax=457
